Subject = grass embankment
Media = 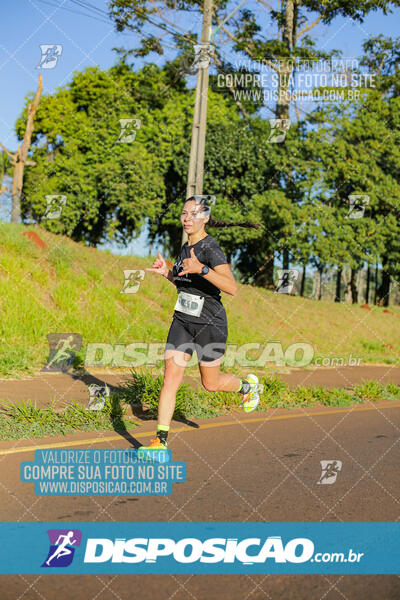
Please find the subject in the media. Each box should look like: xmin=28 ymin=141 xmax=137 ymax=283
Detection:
xmin=0 ymin=224 xmax=399 ymax=440
xmin=117 ymin=371 xmax=400 ymax=416
xmin=1 ymin=372 xmax=399 ymax=441
xmin=0 ymin=395 xmax=137 ymax=441
xmin=0 ymin=223 xmax=399 ymax=379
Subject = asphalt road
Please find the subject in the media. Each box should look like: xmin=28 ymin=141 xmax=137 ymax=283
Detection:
xmin=0 ymin=399 xmax=399 ymax=599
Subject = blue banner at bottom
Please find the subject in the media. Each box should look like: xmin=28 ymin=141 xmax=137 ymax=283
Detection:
xmin=0 ymin=522 xmax=397 ymax=574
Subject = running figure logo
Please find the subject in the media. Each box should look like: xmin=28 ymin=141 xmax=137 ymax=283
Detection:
xmin=120 ymin=269 xmax=145 ymax=294
xmin=44 ymin=194 xmax=67 ymax=219
xmin=117 ymin=118 xmax=141 ymax=143
xmin=193 ymin=44 xmax=214 ymax=70
xmin=181 ymin=44 xmax=214 ymax=74
xmin=42 ymin=333 xmax=82 ymax=372
xmin=88 ymin=383 xmax=110 ymax=410
xmin=347 ymin=195 xmax=370 ymax=219
xmin=317 ymin=460 xmax=342 ymax=485
xmin=37 ymin=45 xmax=63 ymax=69
xmin=267 ymin=119 xmax=291 ymax=143
xmin=42 ymin=529 xmax=82 ymax=568
xmin=275 ymin=269 xmax=299 ymax=294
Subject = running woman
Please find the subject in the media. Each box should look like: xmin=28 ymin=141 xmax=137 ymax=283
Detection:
xmin=139 ymin=196 xmax=259 ymax=451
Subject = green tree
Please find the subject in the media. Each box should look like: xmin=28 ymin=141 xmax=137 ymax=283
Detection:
xmin=293 ymin=38 xmax=400 ymax=304
xmin=108 ymin=0 xmax=400 ymax=287
xmin=152 ymin=106 xmax=277 ymax=263
xmin=18 ymin=62 xmax=191 ymax=246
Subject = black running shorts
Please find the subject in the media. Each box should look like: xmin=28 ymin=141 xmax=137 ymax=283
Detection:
xmin=166 ymin=316 xmax=228 ymax=363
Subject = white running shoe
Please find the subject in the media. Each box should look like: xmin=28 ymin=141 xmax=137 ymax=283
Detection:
xmin=240 ymin=374 xmax=260 ymax=413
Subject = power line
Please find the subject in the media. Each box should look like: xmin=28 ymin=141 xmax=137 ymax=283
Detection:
xmin=73 ymin=0 xmax=198 ymax=47
xmin=34 ymin=0 xmax=113 ymax=25
xmin=68 ymin=0 xmax=109 ymax=17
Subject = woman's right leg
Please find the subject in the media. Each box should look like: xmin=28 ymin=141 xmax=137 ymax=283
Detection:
xmin=158 ymin=349 xmax=191 ymax=427
xmin=138 ymin=349 xmax=191 ymax=450
xmin=139 ymin=317 xmax=193 ymax=450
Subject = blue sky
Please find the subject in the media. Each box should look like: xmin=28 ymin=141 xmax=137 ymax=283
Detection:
xmin=1 ymin=0 xmax=399 ymax=256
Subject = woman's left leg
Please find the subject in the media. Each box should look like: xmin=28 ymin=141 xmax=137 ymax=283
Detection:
xmin=192 ymin=321 xmax=241 ymax=392
xmin=199 ymin=358 xmax=260 ymax=412
xmin=195 ymin=323 xmax=260 ymax=411
xmin=198 ymin=358 xmax=242 ymax=392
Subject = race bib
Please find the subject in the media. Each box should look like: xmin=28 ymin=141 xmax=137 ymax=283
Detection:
xmin=174 ymin=291 xmax=205 ymax=317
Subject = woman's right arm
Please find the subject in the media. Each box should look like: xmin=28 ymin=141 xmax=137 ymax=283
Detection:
xmin=146 ymin=253 xmax=176 ymax=286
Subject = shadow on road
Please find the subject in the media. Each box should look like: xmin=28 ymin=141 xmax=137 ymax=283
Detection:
xmin=67 ymin=369 xmax=199 ymax=448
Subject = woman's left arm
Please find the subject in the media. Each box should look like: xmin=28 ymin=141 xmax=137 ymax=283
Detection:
xmin=201 ymin=263 xmax=238 ymax=296
xmin=178 ymin=247 xmax=238 ymax=296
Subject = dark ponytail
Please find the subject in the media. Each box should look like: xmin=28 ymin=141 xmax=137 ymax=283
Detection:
xmin=185 ymin=196 xmax=262 ymax=229
xmin=208 ymin=218 xmax=261 ymax=229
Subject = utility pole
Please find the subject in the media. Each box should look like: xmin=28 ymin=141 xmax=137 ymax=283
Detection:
xmin=181 ymin=0 xmax=247 ymax=244
xmin=182 ymin=0 xmax=213 ymax=244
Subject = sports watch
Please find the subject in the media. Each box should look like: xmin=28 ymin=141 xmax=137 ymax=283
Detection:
xmin=200 ymin=265 xmax=209 ymax=276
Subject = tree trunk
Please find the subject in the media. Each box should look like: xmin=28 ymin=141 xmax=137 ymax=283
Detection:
xmin=376 ymin=261 xmax=390 ymax=306
xmin=317 ymin=267 xmax=323 ymax=300
xmin=335 ymin=267 xmax=342 ymax=302
xmin=11 ymin=75 xmax=42 ymax=223
xmin=365 ymin=264 xmax=370 ymax=304
xmin=276 ymin=1 xmax=296 ymax=121
xmin=350 ymin=268 xmax=358 ymax=304
xmin=356 ymin=268 xmax=363 ymax=303
xmin=255 ymin=253 xmax=275 ymax=289
xmin=374 ymin=262 xmax=378 ymax=305
xmin=300 ymin=264 xmax=306 ymax=297
xmin=277 ymin=65 xmax=292 ymax=119
xmin=11 ymin=152 xmax=23 ymax=223
xmin=312 ymin=269 xmax=322 ymax=300
xmin=343 ymin=267 xmax=352 ymax=303
xmin=282 ymin=248 xmax=289 ymax=271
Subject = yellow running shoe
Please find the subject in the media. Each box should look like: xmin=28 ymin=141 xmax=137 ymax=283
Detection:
xmin=137 ymin=437 xmax=170 ymax=463
xmin=241 ymin=374 xmax=260 ymax=413
xmin=139 ymin=437 xmax=167 ymax=450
